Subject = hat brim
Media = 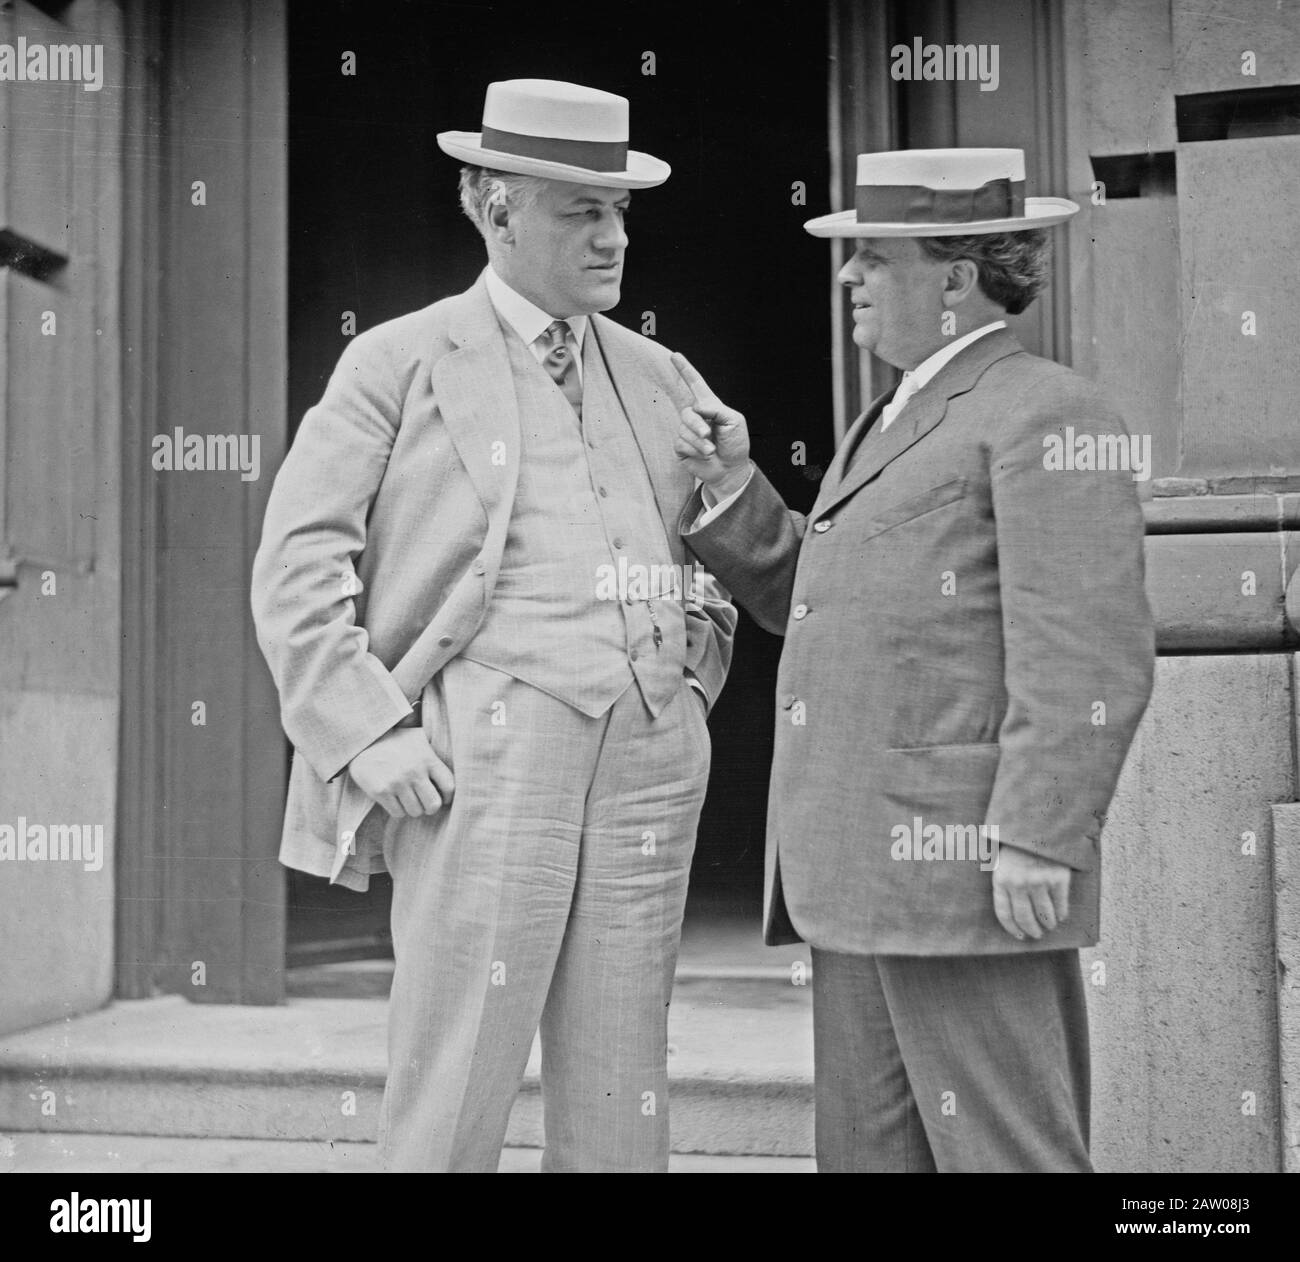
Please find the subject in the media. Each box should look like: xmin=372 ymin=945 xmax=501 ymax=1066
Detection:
xmin=437 ymin=131 xmax=669 ymax=189
xmin=803 ymin=197 xmax=1079 ymax=237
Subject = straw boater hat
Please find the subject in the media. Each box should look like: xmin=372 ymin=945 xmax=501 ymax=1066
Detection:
xmin=437 ymin=78 xmax=669 ymax=189
xmin=804 ymin=148 xmax=1077 ymax=237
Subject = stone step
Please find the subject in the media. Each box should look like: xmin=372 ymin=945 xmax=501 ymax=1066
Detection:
xmin=283 ymin=956 xmax=810 ymax=998
xmin=0 ymin=1132 xmax=816 ymax=1173
xmin=0 ymin=976 xmax=814 ymax=1158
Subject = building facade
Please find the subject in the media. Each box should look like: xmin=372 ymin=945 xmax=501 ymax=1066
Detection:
xmin=1 ymin=0 xmax=1297 ymax=1170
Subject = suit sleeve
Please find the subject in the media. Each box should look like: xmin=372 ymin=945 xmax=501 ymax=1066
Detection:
xmin=250 ymin=328 xmax=415 ymax=783
xmin=983 ymin=375 xmax=1156 ymax=869
xmin=680 ymin=560 xmax=738 ymax=712
xmin=648 ymin=354 xmax=741 ymax=709
xmin=680 ymin=463 xmax=807 ymax=637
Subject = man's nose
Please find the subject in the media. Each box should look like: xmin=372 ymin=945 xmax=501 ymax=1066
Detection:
xmin=836 ymin=257 xmax=861 ymax=288
xmin=593 ymin=213 xmax=628 ymax=252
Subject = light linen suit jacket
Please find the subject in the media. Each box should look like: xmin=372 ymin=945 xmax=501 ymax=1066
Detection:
xmin=682 ymin=328 xmax=1154 ymax=956
xmin=252 ymin=272 xmax=736 ymax=890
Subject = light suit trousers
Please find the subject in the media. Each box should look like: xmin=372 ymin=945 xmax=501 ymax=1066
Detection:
xmin=377 ymin=657 xmax=710 ymax=1172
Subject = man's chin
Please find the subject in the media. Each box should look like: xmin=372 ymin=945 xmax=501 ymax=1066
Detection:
xmin=585 ymin=281 xmax=622 ymax=313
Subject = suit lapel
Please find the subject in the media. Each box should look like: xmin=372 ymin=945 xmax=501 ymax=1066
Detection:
xmin=819 ymin=328 xmax=1025 ymax=516
xmin=429 ymin=273 xmax=522 ymax=527
xmin=817 ymin=388 xmax=892 ymax=506
xmin=824 ymin=387 xmax=952 ymax=512
xmin=589 ymin=314 xmax=689 ymax=554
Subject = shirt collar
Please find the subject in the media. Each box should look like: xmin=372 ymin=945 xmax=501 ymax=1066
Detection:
xmin=902 ymin=320 xmax=1007 ymax=392
xmin=484 ymin=267 xmax=589 ymax=351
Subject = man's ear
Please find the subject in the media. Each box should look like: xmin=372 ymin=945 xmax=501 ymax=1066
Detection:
xmin=486 ymin=201 xmax=514 ymax=246
xmin=941 ymin=258 xmax=980 ymax=307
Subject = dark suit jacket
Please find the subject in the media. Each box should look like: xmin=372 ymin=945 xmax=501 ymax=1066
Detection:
xmin=682 ymin=329 xmax=1155 ymax=955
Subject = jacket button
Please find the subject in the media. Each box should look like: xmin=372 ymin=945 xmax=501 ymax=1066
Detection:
xmin=472 ymin=558 xmax=486 ymax=574
xmin=813 ymin=519 xmax=832 ymax=532
xmin=792 ymin=604 xmax=808 ymax=620
xmin=438 ymin=635 xmax=454 ymax=647
xmin=630 ymin=649 xmax=639 ymax=662
xmin=781 ymin=693 xmax=797 ymax=709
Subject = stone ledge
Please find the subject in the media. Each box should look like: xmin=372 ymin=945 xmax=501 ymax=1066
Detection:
xmin=1144 ymin=531 xmax=1299 ymax=650
xmin=1144 ymin=492 xmax=1300 ymax=534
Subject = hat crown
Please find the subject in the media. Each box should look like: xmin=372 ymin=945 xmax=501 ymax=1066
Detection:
xmin=857 ymin=147 xmax=1025 ymax=189
xmin=436 ymin=77 xmax=668 ymax=188
xmin=482 ymin=79 xmax=629 ymax=143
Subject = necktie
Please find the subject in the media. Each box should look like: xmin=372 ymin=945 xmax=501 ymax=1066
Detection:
xmin=537 ymin=320 xmax=583 ymax=416
xmin=878 ymin=371 xmax=920 ymax=431
xmin=843 ymin=372 xmax=921 ymax=473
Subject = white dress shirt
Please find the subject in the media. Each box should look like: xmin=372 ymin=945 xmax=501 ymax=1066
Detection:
xmin=484 ymin=266 xmax=588 ymax=383
xmin=697 ymin=320 xmax=1007 ymax=524
xmin=877 ymin=320 xmax=1006 ymax=432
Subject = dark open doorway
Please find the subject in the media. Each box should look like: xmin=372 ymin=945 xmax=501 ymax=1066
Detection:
xmin=285 ymin=0 xmax=833 ymax=964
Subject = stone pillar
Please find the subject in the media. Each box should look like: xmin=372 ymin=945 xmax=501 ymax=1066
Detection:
xmin=1072 ymin=0 xmax=1300 ymax=1172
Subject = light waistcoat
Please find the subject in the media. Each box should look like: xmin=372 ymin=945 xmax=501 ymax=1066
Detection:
xmin=462 ymin=318 xmax=686 ymax=717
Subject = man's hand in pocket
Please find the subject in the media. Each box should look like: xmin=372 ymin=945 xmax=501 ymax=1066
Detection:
xmin=348 ymin=728 xmax=454 ymax=819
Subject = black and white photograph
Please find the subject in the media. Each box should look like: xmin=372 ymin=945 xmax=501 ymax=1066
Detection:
xmin=0 ymin=0 xmax=1296 ymax=1222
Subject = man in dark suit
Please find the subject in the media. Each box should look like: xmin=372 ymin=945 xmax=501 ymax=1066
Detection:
xmin=673 ymin=148 xmax=1155 ymax=1171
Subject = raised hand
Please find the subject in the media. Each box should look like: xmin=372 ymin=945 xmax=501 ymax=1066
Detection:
xmin=671 ymin=353 xmax=752 ymax=499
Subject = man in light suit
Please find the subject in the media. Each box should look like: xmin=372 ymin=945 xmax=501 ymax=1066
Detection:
xmin=251 ymin=79 xmax=734 ymax=1172
xmin=674 ymin=149 xmax=1154 ymax=1172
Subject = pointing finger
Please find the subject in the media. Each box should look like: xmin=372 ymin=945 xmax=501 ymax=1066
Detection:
xmin=671 ymin=352 xmax=720 ymax=410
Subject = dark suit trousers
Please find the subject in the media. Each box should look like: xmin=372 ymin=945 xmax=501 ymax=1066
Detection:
xmin=811 ymin=948 xmax=1092 ymax=1172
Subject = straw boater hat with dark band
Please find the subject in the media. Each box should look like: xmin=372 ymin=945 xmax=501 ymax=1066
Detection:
xmin=804 ymin=148 xmax=1077 ymax=237
xmin=437 ymin=78 xmax=669 ymax=189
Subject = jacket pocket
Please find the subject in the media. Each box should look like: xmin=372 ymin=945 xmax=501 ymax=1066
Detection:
xmin=877 ymin=741 xmax=1001 ymax=835
xmin=859 ymin=477 xmax=968 ymax=543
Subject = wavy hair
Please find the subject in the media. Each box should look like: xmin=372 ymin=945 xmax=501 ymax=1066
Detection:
xmin=915 ymin=229 xmax=1052 ymax=315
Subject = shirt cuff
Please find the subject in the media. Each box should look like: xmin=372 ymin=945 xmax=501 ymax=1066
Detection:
xmin=696 ymin=467 xmax=755 ymax=527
